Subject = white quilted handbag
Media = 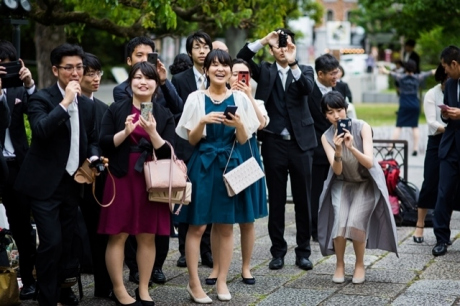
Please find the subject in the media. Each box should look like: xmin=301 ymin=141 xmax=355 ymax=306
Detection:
xmin=223 ymin=139 xmax=265 ymax=197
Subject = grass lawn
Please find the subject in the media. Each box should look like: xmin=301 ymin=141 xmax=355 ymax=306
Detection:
xmin=354 ymin=103 xmax=427 ymax=127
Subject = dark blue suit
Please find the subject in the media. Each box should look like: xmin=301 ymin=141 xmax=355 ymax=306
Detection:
xmin=433 ymin=78 xmax=460 ymax=243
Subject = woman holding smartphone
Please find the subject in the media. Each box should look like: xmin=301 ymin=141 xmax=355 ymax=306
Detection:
xmin=98 ymin=62 xmax=176 ymax=306
xmin=206 ymin=58 xmax=268 ymax=286
xmin=176 ymin=50 xmax=260 ymax=303
xmin=318 ymin=92 xmax=398 ymax=284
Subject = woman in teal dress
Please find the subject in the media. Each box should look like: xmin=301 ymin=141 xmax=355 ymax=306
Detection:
xmin=176 ymin=50 xmax=260 ymax=303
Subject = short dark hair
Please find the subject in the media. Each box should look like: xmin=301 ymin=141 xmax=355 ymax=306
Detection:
xmin=50 ymin=43 xmax=85 ymax=66
xmin=232 ymin=58 xmax=252 ymax=75
xmin=169 ymin=53 xmax=193 ymax=75
xmin=185 ymin=31 xmax=212 ymax=56
xmin=321 ymin=91 xmax=347 ymax=115
xmin=203 ymin=50 xmax=232 ymax=84
xmin=338 ymin=65 xmax=345 ymax=78
xmin=274 ymin=28 xmax=296 ymax=44
xmin=405 ymin=39 xmax=416 ymax=47
xmin=434 ymin=63 xmax=448 ymax=83
xmin=126 ymin=37 xmax=155 ymax=59
xmin=83 ymin=53 xmax=102 ymax=74
xmin=404 ymin=59 xmax=417 ymax=73
xmin=128 ymin=61 xmax=160 ymax=98
xmin=315 ymin=54 xmax=339 ymax=74
xmin=440 ymin=45 xmax=460 ymax=65
xmin=0 ymin=40 xmax=17 ymax=61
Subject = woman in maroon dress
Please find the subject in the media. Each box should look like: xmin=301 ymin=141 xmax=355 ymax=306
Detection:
xmin=98 ymin=62 xmax=176 ymax=305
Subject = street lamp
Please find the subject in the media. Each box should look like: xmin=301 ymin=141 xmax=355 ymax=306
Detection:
xmin=1 ymin=0 xmax=32 ymax=57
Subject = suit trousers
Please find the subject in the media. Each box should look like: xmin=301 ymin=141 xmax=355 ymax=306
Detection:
xmin=178 ymin=223 xmax=212 ymax=257
xmin=29 ymin=173 xmax=80 ymax=306
xmin=2 ymin=159 xmax=36 ymax=286
xmin=310 ymin=162 xmax=329 ymax=239
xmin=434 ymin=144 xmax=460 ymax=243
xmin=262 ymin=134 xmax=313 ymax=258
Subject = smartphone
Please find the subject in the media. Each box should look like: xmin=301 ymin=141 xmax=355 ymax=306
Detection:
xmin=278 ymin=32 xmax=288 ymax=48
xmin=223 ymin=105 xmax=238 ymax=120
xmin=238 ymin=71 xmax=250 ymax=85
xmin=438 ymin=104 xmax=449 ymax=111
xmin=337 ymin=118 xmax=352 ymax=137
xmin=0 ymin=60 xmax=22 ymax=88
xmin=147 ymin=52 xmax=158 ymax=66
xmin=140 ymin=102 xmax=153 ymax=120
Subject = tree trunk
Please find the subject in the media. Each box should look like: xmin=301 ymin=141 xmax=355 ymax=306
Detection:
xmin=34 ymin=24 xmax=66 ymax=89
xmin=225 ymin=27 xmax=247 ymax=58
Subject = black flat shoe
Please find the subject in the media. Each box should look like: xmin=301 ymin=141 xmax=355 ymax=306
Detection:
xmin=112 ymin=293 xmax=141 ymax=306
xmin=204 ymin=277 xmax=217 ymax=285
xmin=413 ymin=225 xmax=424 ymax=243
xmin=134 ymin=288 xmax=155 ymax=306
xmin=241 ymin=274 xmax=255 ymax=285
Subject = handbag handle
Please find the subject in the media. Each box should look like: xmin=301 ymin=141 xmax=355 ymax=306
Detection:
xmin=92 ymin=167 xmax=116 ymax=208
xmin=223 ymin=137 xmax=255 ymax=175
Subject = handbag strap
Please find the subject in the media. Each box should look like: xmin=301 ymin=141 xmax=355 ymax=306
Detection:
xmin=92 ymin=167 xmax=116 ymax=207
xmin=223 ymin=138 xmax=255 ymax=175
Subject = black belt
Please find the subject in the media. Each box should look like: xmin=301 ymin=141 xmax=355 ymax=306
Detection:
xmin=4 ymin=156 xmax=16 ymax=162
xmin=266 ymin=133 xmax=292 ymax=141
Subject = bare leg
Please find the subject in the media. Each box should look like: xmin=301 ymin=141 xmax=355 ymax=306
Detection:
xmin=412 ymin=127 xmax=420 ymax=153
xmin=392 ymin=127 xmax=402 ymax=141
xmin=239 ymin=223 xmax=255 ymax=278
xmin=186 ymin=224 xmax=208 ymax=298
xmin=352 ymin=240 xmax=366 ymax=280
xmin=106 ymin=233 xmax=135 ymax=304
xmin=415 ymin=208 xmax=427 ymax=237
xmin=207 ymin=225 xmax=219 ymax=279
xmin=333 ymin=237 xmax=346 ymax=279
xmin=136 ymin=233 xmax=155 ymax=301
xmin=214 ymin=223 xmax=234 ymax=295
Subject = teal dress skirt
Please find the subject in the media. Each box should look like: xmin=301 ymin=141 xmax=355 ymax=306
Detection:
xmin=237 ymin=135 xmax=267 ymax=219
xmin=175 ymin=95 xmax=255 ymax=225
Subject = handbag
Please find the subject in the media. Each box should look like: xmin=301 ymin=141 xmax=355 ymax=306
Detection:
xmin=144 ymin=141 xmax=189 ymax=214
xmin=0 ymin=267 xmax=19 ymax=306
xmin=74 ymin=157 xmax=115 ymax=208
xmin=223 ymin=139 xmax=265 ymax=197
xmin=149 ymin=181 xmax=192 ymax=213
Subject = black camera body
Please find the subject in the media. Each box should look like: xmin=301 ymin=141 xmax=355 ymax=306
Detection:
xmin=278 ymin=32 xmax=288 ymax=48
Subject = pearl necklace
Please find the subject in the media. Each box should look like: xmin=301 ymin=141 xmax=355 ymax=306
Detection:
xmin=207 ymin=89 xmax=229 ymax=105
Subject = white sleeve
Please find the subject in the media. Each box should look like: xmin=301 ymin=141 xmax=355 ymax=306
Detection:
xmin=255 ymin=98 xmax=270 ymax=127
xmin=233 ymin=91 xmax=261 ymax=139
xmin=175 ymin=91 xmax=206 ymax=140
xmin=423 ymin=87 xmax=443 ymax=135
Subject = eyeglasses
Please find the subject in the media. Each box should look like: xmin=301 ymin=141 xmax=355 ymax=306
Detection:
xmin=192 ymin=45 xmax=210 ymax=51
xmin=56 ymin=65 xmax=85 ymax=72
xmin=85 ymin=71 xmax=104 ymax=78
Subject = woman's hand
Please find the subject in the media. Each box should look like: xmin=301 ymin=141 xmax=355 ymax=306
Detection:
xmin=333 ymin=128 xmax=344 ymax=153
xmin=342 ymin=128 xmax=354 ymax=149
xmin=231 ymin=80 xmax=252 ymax=98
xmin=200 ymin=112 xmax=225 ymax=125
xmin=223 ymin=112 xmax=243 ymax=128
xmin=124 ymin=113 xmax=139 ymax=136
xmin=139 ymin=112 xmax=157 ymax=136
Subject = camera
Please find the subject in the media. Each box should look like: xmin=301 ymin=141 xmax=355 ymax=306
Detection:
xmin=278 ymin=32 xmax=288 ymax=48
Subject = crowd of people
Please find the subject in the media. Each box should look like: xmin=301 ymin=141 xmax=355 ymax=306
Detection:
xmin=0 ymin=30 xmax=458 ymax=306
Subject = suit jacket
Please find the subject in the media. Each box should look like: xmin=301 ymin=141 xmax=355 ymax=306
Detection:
xmin=15 ymin=84 xmax=100 ymax=200
xmin=93 ymin=97 xmax=108 ymax=135
xmin=0 ymin=97 xmax=10 ymax=194
xmin=171 ymin=68 xmax=197 ymax=103
xmin=112 ymin=79 xmax=183 ymax=119
xmin=334 ymin=81 xmax=353 ymax=103
xmin=0 ymin=86 xmax=33 ymax=164
xmin=99 ymin=98 xmax=175 ymax=177
xmin=439 ymin=78 xmax=460 ymax=159
xmin=309 ymin=84 xmax=332 ymax=165
xmin=237 ymin=43 xmax=316 ymax=151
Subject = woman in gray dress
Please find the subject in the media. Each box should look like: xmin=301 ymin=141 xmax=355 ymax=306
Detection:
xmin=318 ymin=92 xmax=398 ymax=284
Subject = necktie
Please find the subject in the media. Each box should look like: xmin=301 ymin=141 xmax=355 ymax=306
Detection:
xmin=199 ymin=76 xmax=206 ymax=90
xmin=280 ymin=70 xmax=287 ymax=90
xmin=66 ymin=101 xmax=80 ymax=175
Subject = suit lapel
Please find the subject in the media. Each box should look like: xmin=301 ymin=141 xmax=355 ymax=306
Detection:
xmin=269 ymin=63 xmax=279 ymax=92
xmin=6 ymin=87 xmax=16 ymax=114
xmin=186 ymin=68 xmax=197 ymax=93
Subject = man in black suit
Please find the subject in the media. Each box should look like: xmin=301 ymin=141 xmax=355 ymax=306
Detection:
xmin=432 ymin=45 xmax=460 ymax=256
xmin=237 ymin=28 xmax=316 ymax=271
xmin=14 ymin=43 xmax=102 ymax=305
xmin=403 ymin=39 xmax=420 ymax=74
xmin=112 ymin=36 xmax=184 ymax=284
xmin=171 ymin=31 xmax=214 ymax=269
xmin=308 ymin=54 xmax=340 ymax=241
xmin=78 ymin=53 xmax=113 ymax=298
xmin=0 ymin=40 xmax=37 ymax=301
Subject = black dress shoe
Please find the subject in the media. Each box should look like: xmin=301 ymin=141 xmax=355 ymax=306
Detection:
xmin=205 ymin=277 xmax=217 ymax=285
xmin=59 ymin=287 xmax=79 ymax=306
xmin=241 ymin=274 xmax=255 ymax=285
xmin=19 ymin=283 xmax=36 ymax=300
xmin=135 ymin=288 xmax=155 ymax=306
xmin=151 ymin=268 xmax=166 ymax=284
xmin=176 ymin=255 xmax=187 ymax=267
xmin=432 ymin=242 xmax=448 ymax=256
xmin=295 ymin=256 xmax=313 ymax=270
xmin=201 ymin=252 xmax=213 ymax=268
xmin=268 ymin=257 xmax=284 ymax=270
xmin=129 ymin=272 xmax=153 ymax=286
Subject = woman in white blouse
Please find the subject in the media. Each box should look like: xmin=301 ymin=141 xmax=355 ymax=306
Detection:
xmin=414 ymin=64 xmax=447 ymax=243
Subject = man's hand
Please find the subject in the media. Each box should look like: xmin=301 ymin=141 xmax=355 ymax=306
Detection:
xmin=284 ymin=41 xmax=297 ymax=64
xmin=90 ymin=157 xmax=106 ymax=173
xmin=445 ymin=107 xmax=460 ymax=120
xmin=261 ymin=31 xmax=280 ymax=47
xmin=61 ymin=81 xmax=81 ymax=108
xmin=156 ymin=60 xmax=167 ymax=85
xmin=18 ymin=59 xmax=34 ymax=88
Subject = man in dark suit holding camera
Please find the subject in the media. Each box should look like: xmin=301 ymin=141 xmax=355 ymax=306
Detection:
xmin=237 ymin=28 xmax=316 ymax=271
xmin=15 ymin=43 xmax=102 ymax=305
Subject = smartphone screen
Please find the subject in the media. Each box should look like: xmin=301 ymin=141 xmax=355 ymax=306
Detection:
xmin=223 ymin=105 xmax=238 ymax=120
xmin=140 ymin=102 xmax=153 ymax=120
xmin=238 ymin=71 xmax=250 ymax=85
xmin=147 ymin=53 xmax=158 ymax=66
xmin=0 ymin=60 xmax=22 ymax=88
xmin=337 ymin=118 xmax=352 ymax=137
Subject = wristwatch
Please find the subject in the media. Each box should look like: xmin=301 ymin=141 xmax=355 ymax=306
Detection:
xmin=288 ymin=60 xmax=298 ymax=67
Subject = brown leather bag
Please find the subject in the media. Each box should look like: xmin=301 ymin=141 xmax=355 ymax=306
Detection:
xmin=74 ymin=157 xmax=115 ymax=208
